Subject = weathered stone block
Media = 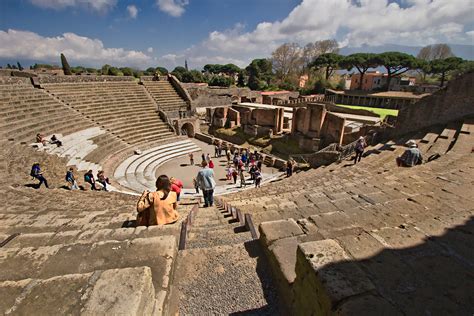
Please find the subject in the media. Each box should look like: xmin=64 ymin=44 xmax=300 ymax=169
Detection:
xmin=259 ymin=218 xmax=304 ymax=246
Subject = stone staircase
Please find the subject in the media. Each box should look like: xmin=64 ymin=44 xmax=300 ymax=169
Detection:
xmin=142 ymin=80 xmax=189 ymax=117
xmin=170 ymin=202 xmax=281 ymax=315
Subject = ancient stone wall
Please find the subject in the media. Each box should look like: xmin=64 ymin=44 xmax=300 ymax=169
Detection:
xmin=292 ymin=103 xmax=326 ymax=138
xmin=394 ymin=71 xmax=474 ymax=135
xmin=321 ymin=112 xmax=346 ymax=146
xmin=182 ymin=85 xmax=263 ymax=108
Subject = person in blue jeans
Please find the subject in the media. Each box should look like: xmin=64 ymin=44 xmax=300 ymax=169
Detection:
xmin=30 ymin=163 xmax=49 ymax=188
xmin=197 ymin=160 xmax=216 ymax=207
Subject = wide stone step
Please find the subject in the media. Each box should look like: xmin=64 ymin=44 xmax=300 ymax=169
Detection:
xmin=0 ymin=267 xmax=157 ymax=315
xmin=0 ymin=236 xmax=177 ymax=303
xmin=171 ymin=241 xmax=280 ymax=315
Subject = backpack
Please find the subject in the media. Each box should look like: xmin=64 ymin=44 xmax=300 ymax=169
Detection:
xmin=30 ymin=165 xmax=37 ymax=177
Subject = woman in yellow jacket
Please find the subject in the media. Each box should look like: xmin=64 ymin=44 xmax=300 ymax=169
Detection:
xmin=136 ymin=175 xmax=179 ymax=226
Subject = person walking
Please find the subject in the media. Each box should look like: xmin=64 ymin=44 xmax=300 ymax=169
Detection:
xmin=354 ymin=136 xmax=367 ymax=164
xmin=193 ymin=177 xmax=199 ymax=194
xmin=197 ymin=161 xmax=216 ymax=207
xmin=189 ymin=152 xmax=194 ymax=166
xmin=65 ymin=168 xmax=79 ymax=190
xmin=286 ymin=159 xmax=294 ymax=177
xmin=239 ymin=169 xmax=246 ymax=188
xmin=84 ymin=170 xmax=97 ymax=190
xmin=170 ymin=177 xmax=183 ymax=201
xmin=254 ymin=169 xmax=262 ymax=188
xmin=30 ymin=163 xmax=49 ymax=188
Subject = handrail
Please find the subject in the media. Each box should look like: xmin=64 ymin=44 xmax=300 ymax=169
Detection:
xmin=157 ymin=108 xmax=176 ymax=134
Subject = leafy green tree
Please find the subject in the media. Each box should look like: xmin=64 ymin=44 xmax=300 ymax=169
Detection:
xmin=341 ymin=53 xmax=378 ymax=90
xmin=86 ymin=67 xmax=97 ymax=73
xmin=171 ymin=66 xmax=187 ymax=81
xmin=309 ymin=53 xmax=343 ymax=79
xmin=237 ymin=71 xmax=245 ymax=87
xmin=101 ymin=64 xmax=111 ymax=75
xmin=16 ymin=62 xmax=24 ymax=71
xmin=156 ymin=67 xmax=168 ymax=75
xmin=375 ymin=52 xmax=417 ymax=91
xmin=107 ymin=67 xmax=122 ymax=76
xmin=221 ymin=64 xmax=240 ymax=75
xmin=203 ymin=64 xmax=222 ymax=74
xmin=245 ymin=58 xmax=273 ymax=90
xmin=60 ymin=53 xmax=72 ymax=75
xmin=430 ymin=57 xmax=464 ymax=87
xmin=6 ymin=63 xmax=12 ymax=69
xmin=120 ymin=67 xmax=134 ymax=76
xmin=209 ymin=76 xmax=233 ymax=87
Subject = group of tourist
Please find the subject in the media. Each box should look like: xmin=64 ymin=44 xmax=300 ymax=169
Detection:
xmin=352 ymin=136 xmax=423 ymax=167
xmin=29 ymin=164 xmax=111 ymax=191
xmin=36 ymin=133 xmax=62 ymax=147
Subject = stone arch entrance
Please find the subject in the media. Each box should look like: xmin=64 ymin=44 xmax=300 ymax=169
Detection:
xmin=181 ymin=122 xmax=195 ymax=137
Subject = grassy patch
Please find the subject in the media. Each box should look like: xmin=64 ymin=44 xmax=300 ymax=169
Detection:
xmin=336 ymin=104 xmax=399 ymax=119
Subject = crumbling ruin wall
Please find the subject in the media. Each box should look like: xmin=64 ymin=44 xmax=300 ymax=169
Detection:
xmin=394 ymin=71 xmax=474 ymax=135
xmin=321 ymin=112 xmax=346 ymax=146
xmin=183 ymin=85 xmax=263 ymax=108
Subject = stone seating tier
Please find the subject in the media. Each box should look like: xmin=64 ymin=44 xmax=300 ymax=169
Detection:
xmin=142 ymin=80 xmax=189 ymax=114
xmin=219 ymin=118 xmax=474 ymax=314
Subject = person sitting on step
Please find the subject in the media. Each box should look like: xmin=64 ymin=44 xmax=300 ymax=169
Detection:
xmin=136 ymin=175 xmax=179 ymax=226
xmin=396 ymin=140 xmax=423 ymax=167
xmin=36 ymin=133 xmax=47 ymax=146
xmin=50 ymin=135 xmax=62 ymax=147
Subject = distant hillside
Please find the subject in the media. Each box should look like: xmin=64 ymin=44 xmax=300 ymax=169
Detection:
xmin=340 ymin=43 xmax=474 ymax=60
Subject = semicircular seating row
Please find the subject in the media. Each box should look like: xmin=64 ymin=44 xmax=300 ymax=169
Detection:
xmin=114 ymin=139 xmax=201 ymax=193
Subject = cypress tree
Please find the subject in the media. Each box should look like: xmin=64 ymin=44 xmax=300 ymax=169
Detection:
xmin=61 ymin=53 xmax=72 ymax=75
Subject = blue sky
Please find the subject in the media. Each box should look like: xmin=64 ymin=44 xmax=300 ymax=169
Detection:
xmin=0 ymin=0 xmax=473 ymax=69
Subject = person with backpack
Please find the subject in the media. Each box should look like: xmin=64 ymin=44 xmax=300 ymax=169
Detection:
xmin=30 ymin=163 xmax=49 ymax=188
xmin=136 ymin=175 xmax=179 ymax=226
xmin=97 ymin=170 xmax=110 ymax=191
xmin=84 ymin=170 xmax=97 ymax=190
xmin=254 ymin=169 xmax=262 ymax=188
xmin=65 ymin=168 xmax=79 ymax=190
xmin=354 ymin=136 xmax=367 ymax=164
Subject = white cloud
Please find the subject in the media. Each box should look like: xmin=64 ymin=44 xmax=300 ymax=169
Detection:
xmin=29 ymin=0 xmax=117 ymax=13
xmin=156 ymin=0 xmax=189 ymax=17
xmin=147 ymin=47 xmax=154 ymax=53
xmin=127 ymin=5 xmax=138 ymax=19
xmin=167 ymin=0 xmax=473 ymax=69
xmin=0 ymin=29 xmax=153 ymax=68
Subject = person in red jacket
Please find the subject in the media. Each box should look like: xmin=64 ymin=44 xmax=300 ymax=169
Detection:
xmin=170 ymin=177 xmax=183 ymax=201
xmin=209 ymin=160 xmax=215 ymax=169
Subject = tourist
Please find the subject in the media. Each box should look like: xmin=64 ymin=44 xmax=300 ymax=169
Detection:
xmin=65 ymin=168 xmax=79 ymax=190
xmin=226 ymin=164 xmax=233 ymax=180
xmin=84 ymin=170 xmax=97 ymax=190
xmin=249 ymin=164 xmax=257 ymax=182
xmin=354 ymin=136 xmax=367 ymax=164
xmin=201 ymin=153 xmax=206 ymax=163
xmin=396 ymin=140 xmax=423 ymax=167
xmin=170 ymin=177 xmax=183 ymax=201
xmin=257 ymin=157 xmax=263 ymax=171
xmin=214 ymin=144 xmax=219 ymax=158
xmin=209 ymin=160 xmax=214 ymax=169
xmin=239 ymin=169 xmax=246 ymax=188
xmin=226 ymin=150 xmax=231 ymax=162
xmin=206 ymin=153 xmax=211 ymax=163
xmin=97 ymin=170 xmax=110 ymax=191
xmin=136 ymin=175 xmax=179 ymax=226
xmin=36 ymin=133 xmax=47 ymax=146
xmin=50 ymin=135 xmax=62 ymax=147
xmin=230 ymin=166 xmax=238 ymax=184
xmin=254 ymin=169 xmax=262 ymax=188
xmin=189 ymin=152 xmax=194 ymax=166
xmin=30 ymin=163 xmax=49 ymax=188
xmin=197 ymin=160 xmax=216 ymax=207
xmin=193 ymin=177 xmax=199 ymax=194
xmin=286 ymin=159 xmax=294 ymax=177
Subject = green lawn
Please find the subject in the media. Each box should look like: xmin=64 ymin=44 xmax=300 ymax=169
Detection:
xmin=336 ymin=104 xmax=398 ymax=119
